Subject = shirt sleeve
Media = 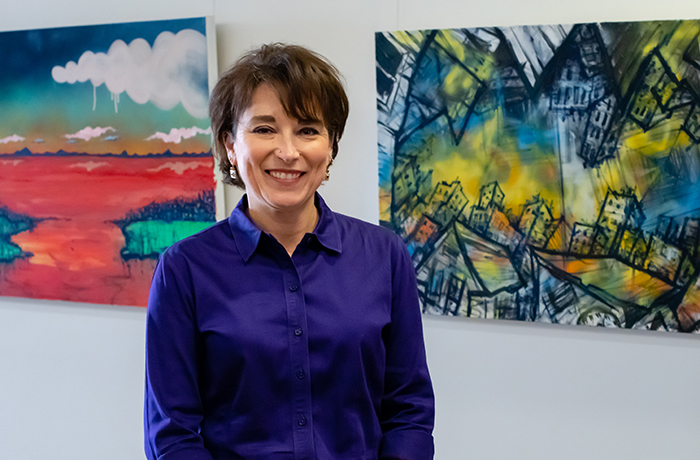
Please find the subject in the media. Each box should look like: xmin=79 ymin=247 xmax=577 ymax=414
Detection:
xmin=378 ymin=234 xmax=436 ymax=460
xmin=144 ymin=249 xmax=215 ymax=460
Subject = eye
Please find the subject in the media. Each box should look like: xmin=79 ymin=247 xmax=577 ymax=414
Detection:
xmin=299 ymin=126 xmax=320 ymax=136
xmin=252 ymin=126 xmax=275 ymax=135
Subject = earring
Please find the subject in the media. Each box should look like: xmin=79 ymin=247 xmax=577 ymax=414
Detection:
xmin=324 ymin=159 xmax=333 ymax=181
xmin=229 ymin=165 xmax=238 ymax=181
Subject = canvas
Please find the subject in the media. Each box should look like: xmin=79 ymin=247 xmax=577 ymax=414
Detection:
xmin=376 ymin=20 xmax=700 ymax=332
xmin=0 ymin=17 xmax=218 ymax=307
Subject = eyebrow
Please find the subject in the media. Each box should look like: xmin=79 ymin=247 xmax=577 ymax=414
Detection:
xmin=250 ymin=115 xmax=276 ymax=124
xmin=249 ymin=115 xmax=323 ymax=126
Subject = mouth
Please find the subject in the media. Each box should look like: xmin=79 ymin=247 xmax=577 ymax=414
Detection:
xmin=268 ymin=170 xmax=304 ymax=180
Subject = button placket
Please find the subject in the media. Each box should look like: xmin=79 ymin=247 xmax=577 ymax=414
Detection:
xmin=283 ymin=262 xmax=314 ymax=457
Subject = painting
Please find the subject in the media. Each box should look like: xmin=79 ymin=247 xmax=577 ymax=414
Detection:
xmin=0 ymin=17 xmax=218 ymax=307
xmin=376 ymin=20 xmax=700 ymax=332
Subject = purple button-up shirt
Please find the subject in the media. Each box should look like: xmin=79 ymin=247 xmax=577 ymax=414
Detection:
xmin=144 ymin=194 xmax=434 ymax=460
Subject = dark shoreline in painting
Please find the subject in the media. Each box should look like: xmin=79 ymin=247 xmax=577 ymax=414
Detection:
xmin=3 ymin=148 xmax=213 ymax=157
xmin=113 ymin=190 xmax=216 ymax=260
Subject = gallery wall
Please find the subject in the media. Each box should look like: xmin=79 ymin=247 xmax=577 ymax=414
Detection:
xmin=1 ymin=1 xmax=700 ymax=459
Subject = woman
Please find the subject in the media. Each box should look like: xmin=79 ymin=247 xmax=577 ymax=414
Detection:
xmin=144 ymin=43 xmax=434 ymax=460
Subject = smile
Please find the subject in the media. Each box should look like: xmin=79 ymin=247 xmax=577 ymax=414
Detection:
xmin=268 ymin=170 xmax=303 ymax=180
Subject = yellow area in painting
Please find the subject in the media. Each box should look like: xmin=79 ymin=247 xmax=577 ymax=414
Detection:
xmin=389 ymin=31 xmax=424 ymax=51
xmin=565 ymin=259 xmax=590 ymax=275
xmin=436 ymin=31 xmax=467 ymax=63
xmin=443 ymin=66 xmax=476 ymax=99
xmin=660 ymin=22 xmax=700 ymax=69
xmin=642 ymin=42 xmax=657 ymax=56
xmin=624 ymin=127 xmax=678 ymax=155
xmin=564 ymin=257 xmax=673 ymax=307
xmin=594 ymin=160 xmax=625 ymax=193
xmin=435 ymin=30 xmax=495 ymax=82
xmin=428 ymin=110 xmax=560 ymax=213
xmin=379 ymin=190 xmax=391 ymax=222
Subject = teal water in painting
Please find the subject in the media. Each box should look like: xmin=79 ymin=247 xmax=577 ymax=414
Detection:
xmin=120 ymin=220 xmax=213 ymax=259
xmin=0 ymin=208 xmax=35 ymax=262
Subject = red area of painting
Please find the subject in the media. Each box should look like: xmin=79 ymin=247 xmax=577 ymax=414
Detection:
xmin=0 ymin=155 xmax=216 ymax=307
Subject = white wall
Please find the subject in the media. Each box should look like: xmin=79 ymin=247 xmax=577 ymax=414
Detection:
xmin=1 ymin=1 xmax=700 ymax=459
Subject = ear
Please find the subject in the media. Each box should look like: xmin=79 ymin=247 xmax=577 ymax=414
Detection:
xmin=224 ymin=132 xmax=236 ymax=165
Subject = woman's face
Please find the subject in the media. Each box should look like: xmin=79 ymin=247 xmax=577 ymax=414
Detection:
xmin=226 ymin=84 xmax=333 ymax=219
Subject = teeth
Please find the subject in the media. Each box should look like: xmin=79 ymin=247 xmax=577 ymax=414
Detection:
xmin=270 ymin=171 xmax=301 ymax=180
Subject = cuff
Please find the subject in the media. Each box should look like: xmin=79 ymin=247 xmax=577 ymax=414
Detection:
xmin=379 ymin=429 xmax=435 ymax=460
xmin=157 ymin=446 xmax=215 ymax=460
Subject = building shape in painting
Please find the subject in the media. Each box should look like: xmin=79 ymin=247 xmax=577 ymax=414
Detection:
xmin=477 ymin=181 xmax=505 ymax=209
xmin=467 ymin=181 xmax=520 ymax=247
xmin=617 ymin=227 xmax=648 ymax=267
xmin=682 ymin=103 xmax=700 ymax=142
xmin=391 ymin=156 xmax=433 ymax=236
xmin=581 ymin=94 xmax=617 ymax=165
xmin=679 ymin=217 xmax=700 ymax=258
xmin=645 ymin=235 xmax=684 ymax=283
xmin=518 ymin=195 xmax=557 ymax=248
xmin=426 ymin=180 xmax=469 ymax=226
xmin=405 ymin=214 xmax=441 ymax=265
xmin=541 ymin=23 xmax=620 ymax=167
xmin=650 ymin=215 xmax=700 ymax=284
xmin=626 ymin=49 xmax=692 ymax=132
xmin=568 ymin=222 xmax=595 ymax=254
xmin=469 ymin=181 xmax=504 ymax=228
xmin=590 ymin=188 xmax=645 ymax=256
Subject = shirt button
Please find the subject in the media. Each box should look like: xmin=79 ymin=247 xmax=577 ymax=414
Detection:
xmin=294 ymin=328 xmax=302 ymax=336
xmin=298 ymin=416 xmax=307 ymax=426
xmin=289 ymin=284 xmax=299 ymax=292
xmin=296 ymin=370 xmax=305 ymax=379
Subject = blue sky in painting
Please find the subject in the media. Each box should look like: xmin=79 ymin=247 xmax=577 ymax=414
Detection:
xmin=1 ymin=19 xmax=204 ymax=83
xmin=0 ymin=17 xmax=212 ymax=155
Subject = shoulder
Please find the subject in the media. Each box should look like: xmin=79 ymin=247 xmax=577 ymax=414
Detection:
xmin=333 ymin=211 xmax=400 ymax=238
xmin=331 ymin=211 xmax=408 ymax=259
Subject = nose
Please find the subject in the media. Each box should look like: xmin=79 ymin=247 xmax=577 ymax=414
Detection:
xmin=275 ymin=131 xmax=300 ymax=163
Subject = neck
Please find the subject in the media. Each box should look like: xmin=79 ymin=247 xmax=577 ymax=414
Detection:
xmin=247 ymin=198 xmax=319 ymax=256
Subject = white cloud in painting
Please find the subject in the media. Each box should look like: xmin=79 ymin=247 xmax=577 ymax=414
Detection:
xmin=65 ymin=126 xmax=115 ymax=142
xmin=34 ymin=139 xmax=45 ymax=143
xmin=148 ymin=160 xmax=210 ymax=175
xmin=69 ymin=161 xmax=110 ymax=172
xmin=146 ymin=126 xmax=211 ymax=144
xmin=0 ymin=134 xmax=25 ymax=144
xmin=104 ymin=135 xmax=119 ymax=141
xmin=51 ymin=29 xmax=208 ymax=118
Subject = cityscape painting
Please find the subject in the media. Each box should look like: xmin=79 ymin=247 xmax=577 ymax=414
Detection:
xmin=0 ymin=17 xmax=218 ymax=307
xmin=376 ymin=20 xmax=700 ymax=332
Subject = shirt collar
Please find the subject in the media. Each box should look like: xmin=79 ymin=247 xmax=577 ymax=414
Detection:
xmin=313 ymin=193 xmax=342 ymax=254
xmin=228 ymin=193 xmax=342 ymax=262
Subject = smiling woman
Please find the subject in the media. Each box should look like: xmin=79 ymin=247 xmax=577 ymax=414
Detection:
xmin=144 ymin=43 xmax=435 ymax=460
xmin=224 ymin=84 xmax=333 ymax=251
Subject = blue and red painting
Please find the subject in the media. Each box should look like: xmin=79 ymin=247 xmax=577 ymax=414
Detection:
xmin=377 ymin=20 xmax=700 ymax=332
xmin=0 ymin=18 xmax=217 ymax=307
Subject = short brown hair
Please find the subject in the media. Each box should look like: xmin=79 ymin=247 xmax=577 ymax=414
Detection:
xmin=209 ymin=43 xmax=349 ymax=188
